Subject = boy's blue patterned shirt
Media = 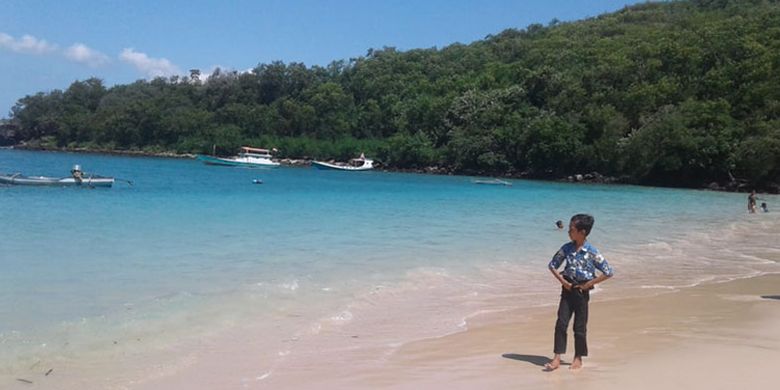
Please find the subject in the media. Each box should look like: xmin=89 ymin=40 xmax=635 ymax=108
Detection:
xmin=548 ymin=241 xmax=613 ymax=283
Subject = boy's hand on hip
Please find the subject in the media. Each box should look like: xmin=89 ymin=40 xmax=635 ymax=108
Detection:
xmin=577 ymin=281 xmax=595 ymax=291
xmin=562 ymin=281 xmax=574 ymax=291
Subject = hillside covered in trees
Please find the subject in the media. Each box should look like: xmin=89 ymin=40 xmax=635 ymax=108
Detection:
xmin=3 ymin=0 xmax=780 ymax=190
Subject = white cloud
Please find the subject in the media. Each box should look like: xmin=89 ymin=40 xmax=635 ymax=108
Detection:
xmin=65 ymin=43 xmax=110 ymax=67
xmin=197 ymin=65 xmax=226 ymax=81
xmin=119 ymin=48 xmax=181 ymax=78
xmin=2 ymin=33 xmax=185 ymax=77
xmin=196 ymin=66 xmax=255 ymax=82
xmin=0 ymin=32 xmax=57 ymax=54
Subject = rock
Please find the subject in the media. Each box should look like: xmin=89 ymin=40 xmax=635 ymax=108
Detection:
xmin=0 ymin=125 xmax=18 ymax=146
xmin=279 ymin=158 xmax=309 ymax=166
xmin=424 ymin=166 xmax=449 ymax=174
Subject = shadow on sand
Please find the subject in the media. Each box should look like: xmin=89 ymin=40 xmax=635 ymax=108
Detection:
xmin=502 ymin=354 xmax=551 ymax=366
xmin=502 ymin=354 xmax=572 ymax=371
xmin=761 ymin=295 xmax=780 ymax=300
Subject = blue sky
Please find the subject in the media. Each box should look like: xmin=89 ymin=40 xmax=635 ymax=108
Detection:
xmin=0 ymin=0 xmax=635 ymax=118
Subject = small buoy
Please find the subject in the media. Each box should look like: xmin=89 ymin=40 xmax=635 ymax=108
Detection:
xmin=252 ymin=179 xmax=263 ymax=184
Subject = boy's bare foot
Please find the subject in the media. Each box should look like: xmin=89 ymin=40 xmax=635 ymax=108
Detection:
xmin=569 ymin=356 xmax=583 ymax=370
xmin=543 ymin=356 xmax=561 ymax=371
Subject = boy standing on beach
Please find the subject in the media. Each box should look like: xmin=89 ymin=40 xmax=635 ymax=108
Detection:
xmin=545 ymin=214 xmax=613 ymax=371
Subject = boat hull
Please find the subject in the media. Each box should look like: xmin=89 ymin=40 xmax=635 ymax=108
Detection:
xmin=0 ymin=174 xmax=115 ymax=187
xmin=472 ymin=179 xmax=512 ymax=186
xmin=311 ymin=160 xmax=374 ymax=171
xmin=197 ymin=155 xmax=280 ymax=168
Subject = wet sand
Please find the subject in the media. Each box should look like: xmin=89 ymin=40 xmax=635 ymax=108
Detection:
xmin=257 ymin=273 xmax=780 ymax=389
xmin=9 ymin=274 xmax=778 ymax=389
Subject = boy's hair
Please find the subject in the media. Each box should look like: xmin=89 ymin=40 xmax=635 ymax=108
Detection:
xmin=570 ymin=214 xmax=594 ymax=236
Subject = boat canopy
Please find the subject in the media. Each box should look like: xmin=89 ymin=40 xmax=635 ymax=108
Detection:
xmin=348 ymin=153 xmax=367 ymax=163
xmin=348 ymin=158 xmax=368 ymax=167
xmin=241 ymin=146 xmax=274 ymax=154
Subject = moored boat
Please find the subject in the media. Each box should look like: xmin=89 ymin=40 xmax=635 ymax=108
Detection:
xmin=197 ymin=146 xmax=280 ymax=168
xmin=0 ymin=173 xmax=115 ymax=187
xmin=312 ymin=154 xmax=374 ymax=171
xmin=472 ymin=178 xmax=512 ymax=186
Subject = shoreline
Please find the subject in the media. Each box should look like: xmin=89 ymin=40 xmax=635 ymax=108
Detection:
xmin=0 ymin=184 xmax=776 ymax=389
xmin=9 ymin=144 xmax=197 ymax=159
xmin=4 ymin=144 xmax=775 ymax=194
xmin=5 ymin=269 xmax=778 ymax=389
xmin=2 ymin=145 xmax=779 ymax=389
xmin=244 ymin=272 xmax=780 ymax=389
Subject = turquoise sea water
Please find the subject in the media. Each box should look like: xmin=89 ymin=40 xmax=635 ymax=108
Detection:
xmin=1 ymin=149 xmax=778 ymax=385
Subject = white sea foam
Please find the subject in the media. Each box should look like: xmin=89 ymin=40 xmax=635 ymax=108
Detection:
xmin=640 ymin=285 xmax=679 ymax=290
xmin=330 ymin=310 xmax=353 ymax=322
xmin=280 ymin=280 xmax=299 ymax=291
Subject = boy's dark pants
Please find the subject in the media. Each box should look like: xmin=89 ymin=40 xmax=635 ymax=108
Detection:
xmin=553 ymin=287 xmax=590 ymax=356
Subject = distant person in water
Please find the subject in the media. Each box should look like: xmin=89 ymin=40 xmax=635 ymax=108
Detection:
xmin=545 ymin=214 xmax=613 ymax=371
xmin=71 ymin=165 xmax=83 ymax=183
xmin=556 ymin=220 xmax=564 ymax=230
xmin=761 ymin=202 xmax=769 ymax=213
xmin=748 ymin=190 xmax=758 ymax=213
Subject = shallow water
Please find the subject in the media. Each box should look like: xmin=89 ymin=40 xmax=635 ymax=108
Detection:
xmin=1 ymin=148 xmax=778 ymax=384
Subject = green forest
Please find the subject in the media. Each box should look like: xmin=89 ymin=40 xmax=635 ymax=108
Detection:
xmin=3 ymin=0 xmax=780 ymax=190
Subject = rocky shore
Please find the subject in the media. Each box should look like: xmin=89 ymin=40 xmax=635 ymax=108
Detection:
xmin=11 ymin=144 xmax=196 ymax=159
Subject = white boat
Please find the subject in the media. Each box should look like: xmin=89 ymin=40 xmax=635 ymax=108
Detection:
xmin=472 ymin=178 xmax=512 ymax=186
xmin=312 ymin=154 xmax=374 ymax=171
xmin=0 ymin=173 xmax=115 ymax=187
xmin=197 ymin=146 xmax=280 ymax=167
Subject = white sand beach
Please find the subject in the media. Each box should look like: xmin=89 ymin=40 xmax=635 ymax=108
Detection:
xmin=5 ymin=262 xmax=779 ymax=390
xmin=98 ymin=273 xmax=779 ymax=390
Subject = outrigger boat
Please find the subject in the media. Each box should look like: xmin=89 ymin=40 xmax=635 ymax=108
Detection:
xmin=0 ymin=173 xmax=115 ymax=187
xmin=311 ymin=153 xmax=374 ymax=171
xmin=197 ymin=146 xmax=280 ymax=168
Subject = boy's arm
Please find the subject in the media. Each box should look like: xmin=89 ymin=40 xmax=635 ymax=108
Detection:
xmin=549 ymin=267 xmax=573 ymax=291
xmin=548 ymin=246 xmax=573 ymax=290
xmin=580 ymin=251 xmax=614 ymax=290
xmin=578 ymin=273 xmax=611 ymax=290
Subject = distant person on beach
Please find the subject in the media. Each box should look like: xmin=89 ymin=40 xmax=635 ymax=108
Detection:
xmin=761 ymin=202 xmax=768 ymax=213
xmin=71 ymin=164 xmax=83 ymax=183
xmin=545 ymin=214 xmax=613 ymax=371
xmin=555 ymin=220 xmax=564 ymax=230
xmin=748 ymin=190 xmax=758 ymax=213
